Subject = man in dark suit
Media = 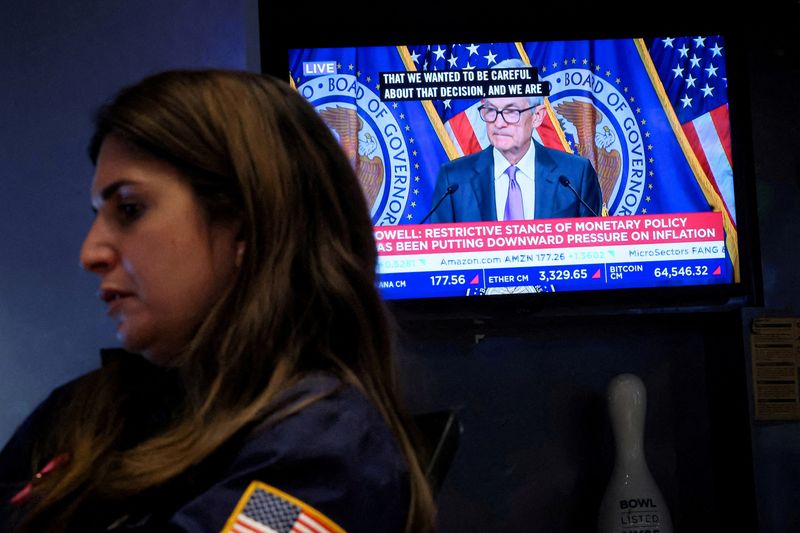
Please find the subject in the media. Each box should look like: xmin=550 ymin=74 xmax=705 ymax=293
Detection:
xmin=429 ymin=92 xmax=602 ymax=223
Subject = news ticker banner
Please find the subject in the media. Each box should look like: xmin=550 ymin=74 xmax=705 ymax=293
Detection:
xmin=374 ymin=212 xmax=733 ymax=299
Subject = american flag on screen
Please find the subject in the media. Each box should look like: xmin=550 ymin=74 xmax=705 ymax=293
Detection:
xmin=402 ymin=42 xmax=570 ymax=158
xmin=648 ymin=35 xmax=735 ymax=225
xmin=222 ymin=482 xmax=344 ymax=533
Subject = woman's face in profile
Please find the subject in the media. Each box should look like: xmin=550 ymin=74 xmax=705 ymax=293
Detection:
xmin=80 ymin=135 xmax=241 ymax=365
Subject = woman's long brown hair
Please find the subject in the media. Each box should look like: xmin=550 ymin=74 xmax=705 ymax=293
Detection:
xmin=18 ymin=69 xmax=435 ymax=531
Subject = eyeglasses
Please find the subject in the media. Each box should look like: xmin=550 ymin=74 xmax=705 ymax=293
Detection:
xmin=478 ymin=105 xmax=536 ymax=124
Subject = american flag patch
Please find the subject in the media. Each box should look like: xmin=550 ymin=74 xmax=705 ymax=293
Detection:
xmin=221 ymin=481 xmax=345 ymax=533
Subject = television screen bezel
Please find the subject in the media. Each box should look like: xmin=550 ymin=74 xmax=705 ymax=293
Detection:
xmin=258 ymin=6 xmax=763 ymax=319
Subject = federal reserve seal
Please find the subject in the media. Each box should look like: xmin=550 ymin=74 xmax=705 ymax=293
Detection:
xmin=541 ymin=67 xmax=650 ymax=216
xmin=297 ymin=74 xmax=413 ymax=225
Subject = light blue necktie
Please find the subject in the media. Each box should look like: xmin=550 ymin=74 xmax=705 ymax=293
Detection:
xmin=504 ymin=165 xmax=523 ymax=220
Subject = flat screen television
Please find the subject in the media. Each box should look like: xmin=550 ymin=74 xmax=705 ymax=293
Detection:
xmin=259 ymin=8 xmax=762 ymax=318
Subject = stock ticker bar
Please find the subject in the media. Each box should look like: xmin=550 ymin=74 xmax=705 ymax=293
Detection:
xmin=374 ymin=212 xmax=732 ymax=299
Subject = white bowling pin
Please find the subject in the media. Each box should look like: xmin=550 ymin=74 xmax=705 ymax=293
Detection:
xmin=598 ymin=373 xmax=673 ymax=533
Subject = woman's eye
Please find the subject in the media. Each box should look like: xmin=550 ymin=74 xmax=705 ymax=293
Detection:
xmin=117 ymin=202 xmax=143 ymax=222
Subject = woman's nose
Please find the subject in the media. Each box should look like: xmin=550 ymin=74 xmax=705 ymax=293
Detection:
xmin=79 ymin=218 xmax=117 ymax=274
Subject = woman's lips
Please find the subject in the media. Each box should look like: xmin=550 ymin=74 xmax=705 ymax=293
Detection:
xmin=99 ymin=288 xmax=134 ymax=314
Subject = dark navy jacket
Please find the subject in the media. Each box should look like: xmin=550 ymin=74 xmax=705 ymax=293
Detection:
xmin=0 ymin=355 xmax=409 ymax=532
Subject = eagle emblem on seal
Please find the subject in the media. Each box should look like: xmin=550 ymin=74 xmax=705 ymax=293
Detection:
xmin=554 ymin=99 xmax=622 ymax=205
xmin=319 ymin=106 xmax=384 ymax=209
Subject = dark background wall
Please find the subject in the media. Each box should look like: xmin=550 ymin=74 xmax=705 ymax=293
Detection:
xmin=1 ymin=2 xmax=797 ymax=532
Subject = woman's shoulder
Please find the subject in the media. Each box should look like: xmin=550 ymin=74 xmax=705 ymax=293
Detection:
xmin=243 ymin=372 xmax=410 ymax=500
xmin=249 ymin=372 xmax=403 ymax=463
xmin=171 ymin=372 xmax=410 ymax=533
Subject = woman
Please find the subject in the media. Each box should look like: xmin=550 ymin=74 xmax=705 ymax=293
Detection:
xmin=0 ymin=70 xmax=435 ymax=532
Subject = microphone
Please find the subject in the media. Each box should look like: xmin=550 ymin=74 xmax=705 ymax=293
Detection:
xmin=558 ymin=176 xmax=598 ymax=217
xmin=420 ymin=184 xmax=459 ymax=223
